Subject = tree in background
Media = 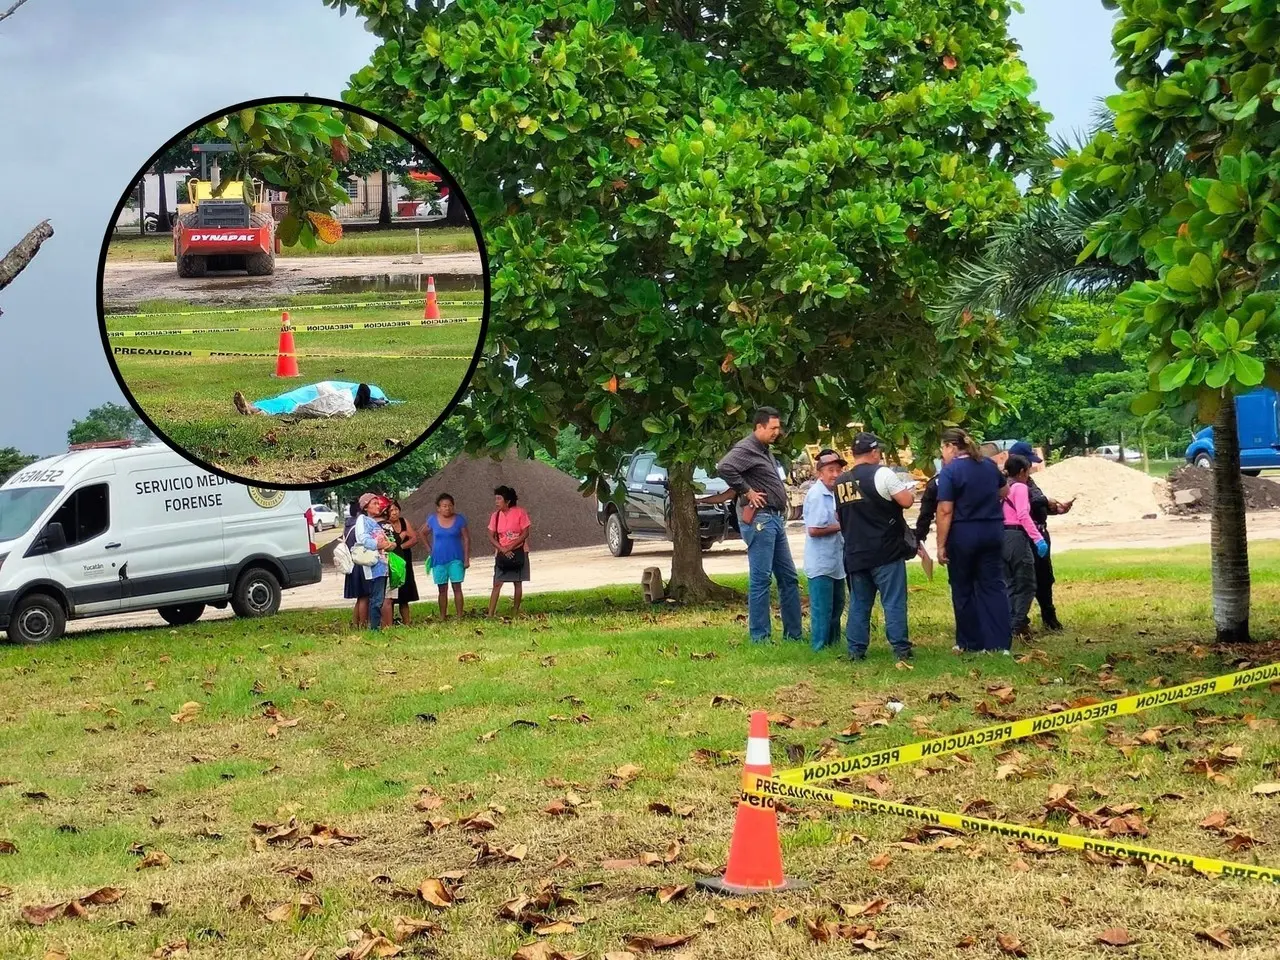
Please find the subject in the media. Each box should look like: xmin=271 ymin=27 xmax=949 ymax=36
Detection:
xmin=534 ymin=425 xmax=592 ymax=479
xmin=0 ymin=447 xmax=39 ymax=483
xmin=326 ymin=0 xmax=1049 ymax=600
xmin=340 ymin=136 xmax=419 ymax=225
xmin=148 ymin=133 xmax=202 ymax=232
xmin=942 ymin=1 xmax=1280 ymax=643
xmin=988 ymin=298 xmax=1184 ymax=458
xmin=67 ymin=403 xmax=152 ymax=447
xmin=204 ymin=103 xmax=395 ymax=249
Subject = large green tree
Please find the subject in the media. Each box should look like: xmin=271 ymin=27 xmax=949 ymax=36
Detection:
xmin=67 ymin=402 xmax=152 ymax=446
xmin=943 ymin=1 xmax=1280 ymax=643
xmin=327 ymin=0 xmax=1049 ymax=598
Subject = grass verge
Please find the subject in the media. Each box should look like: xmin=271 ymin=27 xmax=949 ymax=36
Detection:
xmin=0 ymin=544 xmax=1277 ymax=959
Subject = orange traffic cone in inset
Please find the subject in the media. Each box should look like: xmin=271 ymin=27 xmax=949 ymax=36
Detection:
xmin=274 ymin=311 xmax=300 ymax=378
xmin=423 ymin=275 xmax=441 ymax=321
xmin=697 ymin=710 xmax=807 ymax=895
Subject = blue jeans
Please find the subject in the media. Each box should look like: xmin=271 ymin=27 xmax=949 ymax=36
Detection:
xmin=740 ymin=511 xmax=802 ymax=643
xmin=846 ymin=560 xmax=911 ymax=659
xmin=808 ymin=575 xmax=846 ymax=652
xmin=367 ymin=575 xmax=387 ymax=631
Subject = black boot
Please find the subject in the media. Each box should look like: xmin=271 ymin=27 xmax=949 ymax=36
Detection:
xmin=1042 ymin=613 xmax=1063 ymax=632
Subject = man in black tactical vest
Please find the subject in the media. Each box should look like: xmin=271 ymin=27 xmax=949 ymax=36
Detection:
xmin=835 ymin=432 xmax=917 ymax=661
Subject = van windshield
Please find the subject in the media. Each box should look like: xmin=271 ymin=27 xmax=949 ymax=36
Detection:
xmin=0 ymin=486 xmax=63 ymax=544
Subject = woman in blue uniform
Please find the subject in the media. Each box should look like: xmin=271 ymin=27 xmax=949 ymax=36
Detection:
xmin=934 ymin=428 xmax=1012 ymax=654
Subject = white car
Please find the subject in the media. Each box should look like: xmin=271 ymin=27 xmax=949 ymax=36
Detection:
xmin=1096 ymin=445 xmax=1142 ymax=462
xmin=0 ymin=442 xmax=321 ymax=643
xmin=309 ymin=504 xmax=338 ymax=531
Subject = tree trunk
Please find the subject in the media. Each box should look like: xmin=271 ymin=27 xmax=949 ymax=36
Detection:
xmin=1210 ymin=397 xmax=1250 ymax=643
xmin=0 ymin=220 xmax=53 ymax=303
xmin=443 ymin=189 xmax=469 ymax=227
xmin=379 ymin=173 xmax=392 ymax=226
xmin=666 ymin=461 xmax=739 ymax=603
xmin=1117 ymin=428 xmax=1126 ymax=464
xmin=137 ymin=180 xmax=146 ymax=237
xmin=156 ymin=169 xmax=169 ymax=232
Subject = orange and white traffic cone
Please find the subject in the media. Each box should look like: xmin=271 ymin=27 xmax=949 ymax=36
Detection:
xmin=274 ymin=311 xmax=300 ymax=378
xmin=697 ymin=710 xmax=807 ymax=895
xmin=423 ymin=275 xmax=441 ymax=321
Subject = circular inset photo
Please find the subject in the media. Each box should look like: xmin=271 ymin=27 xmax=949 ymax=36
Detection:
xmin=98 ymin=97 xmax=487 ymax=489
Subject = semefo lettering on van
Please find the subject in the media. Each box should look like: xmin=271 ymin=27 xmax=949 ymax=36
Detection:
xmin=6 ymin=467 xmax=65 ymax=485
xmin=135 ymin=473 xmax=230 ymax=512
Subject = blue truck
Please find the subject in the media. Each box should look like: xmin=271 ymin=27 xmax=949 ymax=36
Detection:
xmin=1184 ymin=388 xmax=1280 ymax=476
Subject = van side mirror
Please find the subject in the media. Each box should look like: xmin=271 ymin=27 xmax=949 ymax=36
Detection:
xmin=31 ymin=521 xmax=67 ymax=556
xmin=645 ymin=473 xmax=668 ymax=486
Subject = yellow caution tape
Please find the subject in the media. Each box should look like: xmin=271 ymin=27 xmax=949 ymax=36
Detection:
xmin=106 ymin=316 xmax=480 ymax=338
xmin=112 ymin=346 xmax=472 ymax=361
xmin=742 ymin=774 xmax=1280 ymax=885
xmin=772 ymin=662 xmax=1280 ymax=787
xmin=105 ymin=297 xmax=482 ymax=319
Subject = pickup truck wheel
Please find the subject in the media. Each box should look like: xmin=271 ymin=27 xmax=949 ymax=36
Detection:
xmin=700 ymin=537 xmax=716 ymax=552
xmin=8 ymin=593 xmax=65 ymax=644
xmin=158 ymin=603 xmax=205 ymax=626
xmin=1243 ymin=469 xmax=1262 ymax=478
xmin=1193 ymin=453 xmax=1213 ymax=469
xmin=606 ymin=512 xmax=633 ymax=557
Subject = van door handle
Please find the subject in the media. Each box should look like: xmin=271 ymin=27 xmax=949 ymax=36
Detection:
xmin=105 ymin=542 xmax=122 ymax=550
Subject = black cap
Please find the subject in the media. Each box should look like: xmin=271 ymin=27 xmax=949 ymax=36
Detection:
xmin=852 ymin=432 xmax=880 ymax=455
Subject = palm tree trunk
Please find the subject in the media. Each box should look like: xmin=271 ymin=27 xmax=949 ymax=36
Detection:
xmin=1210 ymin=397 xmax=1250 ymax=643
xmin=666 ymin=461 xmax=739 ymax=603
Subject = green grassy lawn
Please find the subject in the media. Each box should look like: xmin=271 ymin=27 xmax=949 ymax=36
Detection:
xmin=0 ymin=545 xmax=1277 ymax=959
xmin=106 ymin=302 xmax=482 ymax=484
xmin=106 ymin=228 xmax=478 ymax=263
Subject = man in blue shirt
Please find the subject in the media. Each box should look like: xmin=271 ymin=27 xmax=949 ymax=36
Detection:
xmin=803 ymin=449 xmax=847 ymax=652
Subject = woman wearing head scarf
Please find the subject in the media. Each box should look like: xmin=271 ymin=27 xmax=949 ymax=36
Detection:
xmin=352 ymin=493 xmax=392 ymax=632
xmin=935 ymin=428 xmax=1012 ymax=654
xmin=488 ymin=485 xmax=531 ymax=617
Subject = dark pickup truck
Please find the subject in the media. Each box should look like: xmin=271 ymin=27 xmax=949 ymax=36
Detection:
xmin=596 ymin=451 xmax=741 ymax=557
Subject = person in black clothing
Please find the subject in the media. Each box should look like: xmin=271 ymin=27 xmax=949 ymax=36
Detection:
xmin=914 ymin=474 xmax=939 ymax=544
xmin=1009 ymin=441 xmax=1073 ymax=630
xmin=835 ymin=432 xmax=917 ymax=661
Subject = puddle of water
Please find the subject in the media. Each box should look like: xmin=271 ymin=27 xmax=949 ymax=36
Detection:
xmin=309 ymin=273 xmax=481 ymax=294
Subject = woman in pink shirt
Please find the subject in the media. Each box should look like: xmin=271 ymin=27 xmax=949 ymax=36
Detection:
xmin=488 ymin=485 xmax=532 ymax=617
xmin=1002 ymin=455 xmax=1048 ymax=641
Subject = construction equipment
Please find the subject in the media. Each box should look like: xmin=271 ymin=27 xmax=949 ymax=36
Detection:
xmin=172 ymin=172 xmax=276 ymax=279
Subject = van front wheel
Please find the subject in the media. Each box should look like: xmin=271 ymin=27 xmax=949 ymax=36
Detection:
xmin=231 ymin=567 xmax=281 ymax=618
xmin=158 ymin=603 xmax=205 ymax=626
xmin=9 ymin=593 xmax=65 ymax=644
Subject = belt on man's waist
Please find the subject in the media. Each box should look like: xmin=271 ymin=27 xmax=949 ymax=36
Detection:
xmin=1004 ymin=524 xmax=1027 ymax=531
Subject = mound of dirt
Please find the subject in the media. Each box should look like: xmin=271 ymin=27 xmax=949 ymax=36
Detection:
xmin=1029 ymin=456 xmax=1165 ymax=526
xmin=399 ymin=451 xmax=602 ymax=559
xmin=1165 ymin=465 xmax=1280 ymax=515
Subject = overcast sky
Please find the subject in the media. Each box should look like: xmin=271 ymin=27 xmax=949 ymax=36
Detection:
xmin=0 ymin=0 xmax=1117 ymax=455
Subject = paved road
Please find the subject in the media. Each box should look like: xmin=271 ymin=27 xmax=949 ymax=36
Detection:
xmin=57 ymin=511 xmax=1280 ymax=636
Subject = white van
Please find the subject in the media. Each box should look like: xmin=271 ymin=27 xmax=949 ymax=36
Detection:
xmin=0 ymin=442 xmax=321 ymax=643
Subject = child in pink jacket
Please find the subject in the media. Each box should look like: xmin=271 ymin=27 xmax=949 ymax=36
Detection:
xmin=1002 ymin=455 xmax=1047 ymax=640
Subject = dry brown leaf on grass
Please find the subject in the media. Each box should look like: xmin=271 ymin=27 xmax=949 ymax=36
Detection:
xmin=624 ymin=932 xmax=696 ymax=951
xmin=152 ymin=940 xmax=189 ymax=958
xmin=277 ymin=865 xmax=314 ymax=884
xmin=862 ymin=775 xmax=892 ymax=798
xmin=710 ymin=694 xmax=742 ymax=707
xmin=1097 ymin=928 xmax=1133 ymax=946
xmin=656 ymin=884 xmax=689 ymax=905
xmin=1197 ymin=928 xmax=1234 ymax=949
xmin=0 ymin=885 xmax=12 ymax=899
xmin=393 ymin=915 xmax=443 ymax=942
xmin=771 ymin=907 xmax=800 ymax=927
xmin=512 ymin=943 xmax=587 ymax=960
xmin=767 ymin=712 xmax=825 ymax=730
xmin=839 ymin=897 xmax=891 ymax=918
xmin=1252 ymin=782 xmax=1280 ymax=795
xmin=996 ymin=933 xmax=1027 ymax=956
xmin=0 ymin=839 xmax=17 ymax=854
xmin=647 ymin=801 xmax=695 ymax=818
xmin=169 ymin=701 xmax=202 ymax=724
xmin=418 ymin=878 xmax=454 ymax=909
xmin=473 ymin=841 xmax=527 ymax=865
xmin=296 ymin=949 xmax=318 ymax=960
xmin=545 ymin=799 xmax=576 ymax=817
xmin=138 ymin=849 xmax=172 ymax=870
xmin=265 ymin=892 xmax=323 ymax=923
xmin=867 ymin=852 xmax=893 ymax=871
xmin=1224 ymin=832 xmax=1261 ymax=852
xmin=458 ymin=651 xmax=482 ymax=663
xmin=338 ymin=928 xmax=401 ymax=959
xmin=461 ymin=811 xmax=499 ymax=831
xmin=42 ymin=950 xmax=69 ymax=960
